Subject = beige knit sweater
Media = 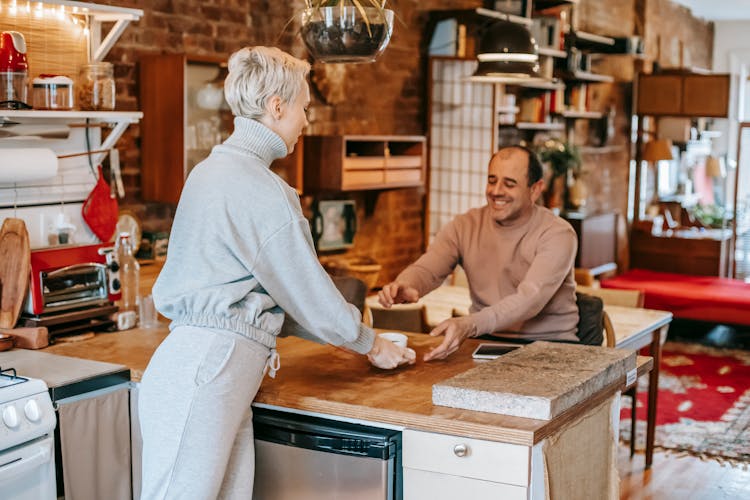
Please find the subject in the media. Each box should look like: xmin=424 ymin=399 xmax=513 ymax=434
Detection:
xmin=398 ymin=204 xmax=579 ymax=341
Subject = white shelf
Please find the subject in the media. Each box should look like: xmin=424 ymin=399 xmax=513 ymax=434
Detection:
xmin=557 ymin=110 xmax=604 ymax=119
xmin=572 ymin=31 xmax=616 ymax=47
xmin=475 ymin=7 xmax=533 ymax=26
xmin=538 ymin=47 xmax=567 ymax=59
xmin=516 ymin=80 xmax=565 ymax=90
xmin=33 ymin=0 xmax=142 ymax=17
xmin=0 ymin=110 xmax=142 ymax=122
xmin=496 ymin=106 xmax=520 ymax=114
xmin=579 ymin=145 xmax=625 ymax=154
xmin=516 ymin=122 xmax=565 ymax=131
xmin=28 ymin=1 xmax=143 ymax=62
xmin=568 ymin=71 xmax=614 ymax=83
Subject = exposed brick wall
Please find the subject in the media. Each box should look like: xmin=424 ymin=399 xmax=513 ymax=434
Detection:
xmin=644 ymin=0 xmax=713 ymax=69
xmin=575 ymin=0 xmax=636 ymax=37
xmin=98 ymin=0 xmax=484 ymax=286
xmin=96 ymin=0 xmax=712 ymax=284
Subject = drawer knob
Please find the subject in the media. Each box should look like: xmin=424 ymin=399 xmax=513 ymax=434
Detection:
xmin=453 ymin=443 xmax=468 ymax=457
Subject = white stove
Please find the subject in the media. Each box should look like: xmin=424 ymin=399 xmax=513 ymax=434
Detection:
xmin=0 ymin=367 xmax=57 ymax=500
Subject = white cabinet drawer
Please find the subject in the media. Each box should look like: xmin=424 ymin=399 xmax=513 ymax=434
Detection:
xmin=403 ymin=430 xmax=529 ymax=486
xmin=403 ymin=468 xmax=527 ymax=500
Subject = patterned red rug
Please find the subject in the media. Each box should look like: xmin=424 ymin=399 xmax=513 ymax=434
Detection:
xmin=620 ymin=341 xmax=750 ymax=464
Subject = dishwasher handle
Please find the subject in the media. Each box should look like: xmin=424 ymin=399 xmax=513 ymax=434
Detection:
xmin=254 ymin=421 xmax=396 ymax=460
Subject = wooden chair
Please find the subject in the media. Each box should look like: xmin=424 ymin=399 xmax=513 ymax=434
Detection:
xmin=574 ymin=263 xmax=618 ymax=288
xmin=576 ymin=285 xmax=645 ymax=308
xmin=578 ymin=285 xmax=645 ymax=458
xmin=574 ymin=268 xmax=596 ymax=287
xmin=369 ymin=303 xmax=430 ymax=333
xmin=450 ymin=265 xmax=469 ymax=288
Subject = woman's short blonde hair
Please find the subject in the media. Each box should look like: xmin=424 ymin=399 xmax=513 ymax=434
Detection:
xmin=224 ymin=46 xmax=311 ymax=119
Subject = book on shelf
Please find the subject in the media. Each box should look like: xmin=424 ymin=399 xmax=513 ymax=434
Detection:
xmin=531 ymin=15 xmax=562 ymax=52
xmin=567 ymin=84 xmax=589 ymax=112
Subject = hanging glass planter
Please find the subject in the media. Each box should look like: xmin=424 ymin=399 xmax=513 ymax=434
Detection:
xmin=300 ymin=6 xmax=394 ymax=64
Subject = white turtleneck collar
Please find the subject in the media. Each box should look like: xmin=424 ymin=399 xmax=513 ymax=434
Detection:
xmin=222 ymin=116 xmax=288 ymax=165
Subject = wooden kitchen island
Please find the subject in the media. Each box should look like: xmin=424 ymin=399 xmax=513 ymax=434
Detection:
xmin=42 ymin=323 xmax=649 ymax=500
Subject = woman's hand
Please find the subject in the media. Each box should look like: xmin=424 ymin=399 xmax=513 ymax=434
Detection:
xmin=367 ymin=335 xmax=416 ymax=369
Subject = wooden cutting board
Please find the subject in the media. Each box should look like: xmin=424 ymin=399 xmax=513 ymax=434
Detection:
xmin=0 ymin=218 xmax=30 ymax=329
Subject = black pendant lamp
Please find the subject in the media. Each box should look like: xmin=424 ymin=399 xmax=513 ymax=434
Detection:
xmin=470 ymin=19 xmax=542 ymax=83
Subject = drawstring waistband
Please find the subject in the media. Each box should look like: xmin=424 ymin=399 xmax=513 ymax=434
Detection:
xmin=265 ymin=348 xmax=281 ymax=378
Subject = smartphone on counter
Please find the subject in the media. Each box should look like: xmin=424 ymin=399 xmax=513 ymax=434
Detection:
xmin=471 ymin=343 xmax=521 ymax=360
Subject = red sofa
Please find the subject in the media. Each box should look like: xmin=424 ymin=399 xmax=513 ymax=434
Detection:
xmin=601 ymin=269 xmax=750 ymax=326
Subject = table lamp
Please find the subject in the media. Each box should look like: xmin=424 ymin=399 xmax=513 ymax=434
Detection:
xmin=642 ymin=138 xmax=673 ymax=210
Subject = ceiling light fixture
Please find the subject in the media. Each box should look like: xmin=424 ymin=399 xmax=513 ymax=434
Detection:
xmin=470 ymin=18 xmax=543 ymax=84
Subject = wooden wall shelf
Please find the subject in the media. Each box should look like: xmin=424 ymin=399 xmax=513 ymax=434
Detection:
xmin=303 ymin=135 xmax=426 ymax=192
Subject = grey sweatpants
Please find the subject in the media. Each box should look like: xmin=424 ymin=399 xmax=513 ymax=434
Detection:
xmin=138 ymin=325 xmax=271 ymax=500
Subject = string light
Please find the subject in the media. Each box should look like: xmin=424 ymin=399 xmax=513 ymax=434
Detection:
xmin=0 ymin=1 xmax=82 ymax=28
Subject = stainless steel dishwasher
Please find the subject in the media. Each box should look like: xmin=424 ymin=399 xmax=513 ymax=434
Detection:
xmin=253 ymin=407 xmax=402 ymax=500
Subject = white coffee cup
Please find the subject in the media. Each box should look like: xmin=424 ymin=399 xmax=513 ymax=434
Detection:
xmin=378 ymin=332 xmax=408 ymax=348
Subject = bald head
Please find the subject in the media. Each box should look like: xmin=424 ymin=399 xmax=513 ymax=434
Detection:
xmin=491 ymin=146 xmax=543 ymax=186
xmin=485 ymin=146 xmax=546 ymax=225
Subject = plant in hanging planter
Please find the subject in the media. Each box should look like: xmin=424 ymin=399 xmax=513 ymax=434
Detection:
xmin=300 ymin=1 xmax=395 ymax=63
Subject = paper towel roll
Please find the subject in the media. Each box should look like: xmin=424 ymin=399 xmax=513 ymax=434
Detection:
xmin=0 ymin=148 xmax=58 ymax=183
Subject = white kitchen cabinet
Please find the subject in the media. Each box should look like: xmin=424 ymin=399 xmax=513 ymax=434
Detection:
xmin=402 ymin=429 xmax=537 ymax=500
xmin=404 ymin=469 xmax=527 ymax=500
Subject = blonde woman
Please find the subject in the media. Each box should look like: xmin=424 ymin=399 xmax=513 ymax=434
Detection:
xmin=139 ymin=46 xmax=414 ymax=500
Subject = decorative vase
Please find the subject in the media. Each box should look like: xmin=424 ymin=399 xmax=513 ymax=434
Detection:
xmin=300 ymin=7 xmax=394 ymax=64
xmin=568 ymin=175 xmax=588 ymax=210
xmin=546 ymin=174 xmax=566 ymax=213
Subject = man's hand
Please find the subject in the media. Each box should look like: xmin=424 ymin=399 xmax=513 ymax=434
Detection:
xmin=424 ymin=316 xmax=477 ymax=361
xmin=367 ymin=335 xmax=417 ymax=369
xmin=378 ymin=282 xmax=420 ymax=308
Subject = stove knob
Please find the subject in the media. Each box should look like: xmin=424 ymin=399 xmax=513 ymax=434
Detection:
xmin=24 ymin=399 xmax=41 ymax=422
xmin=2 ymin=405 xmax=19 ymax=428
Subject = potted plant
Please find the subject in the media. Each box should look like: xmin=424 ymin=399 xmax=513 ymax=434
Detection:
xmin=300 ymin=1 xmax=395 ymax=63
xmin=536 ymin=139 xmax=583 ymax=211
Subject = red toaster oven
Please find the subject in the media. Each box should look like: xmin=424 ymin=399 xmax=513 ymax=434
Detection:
xmin=24 ymin=243 xmax=121 ymax=316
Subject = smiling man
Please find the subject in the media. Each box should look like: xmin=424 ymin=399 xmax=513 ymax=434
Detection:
xmin=378 ymin=145 xmax=579 ymax=361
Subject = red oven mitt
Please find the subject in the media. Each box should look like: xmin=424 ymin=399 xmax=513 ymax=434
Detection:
xmin=82 ymin=165 xmax=119 ymax=242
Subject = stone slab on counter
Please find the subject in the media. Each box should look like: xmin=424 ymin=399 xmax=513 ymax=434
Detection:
xmin=432 ymin=341 xmax=636 ymax=420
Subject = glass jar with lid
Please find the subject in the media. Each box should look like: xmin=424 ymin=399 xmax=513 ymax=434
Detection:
xmin=77 ymin=61 xmax=115 ymax=110
xmin=32 ymin=74 xmax=74 ymax=110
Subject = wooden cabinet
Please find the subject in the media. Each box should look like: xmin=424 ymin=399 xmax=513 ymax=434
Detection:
xmin=140 ymin=54 xmax=230 ymax=204
xmin=564 ymin=211 xmax=617 ymax=272
xmin=630 ymin=229 xmax=732 ymax=276
xmin=637 ymin=73 xmax=730 ymax=118
xmin=303 ymin=135 xmax=426 ymax=191
xmin=140 ymin=54 xmax=303 ymax=204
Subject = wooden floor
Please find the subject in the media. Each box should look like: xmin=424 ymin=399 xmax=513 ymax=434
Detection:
xmin=618 ymin=445 xmax=750 ymax=499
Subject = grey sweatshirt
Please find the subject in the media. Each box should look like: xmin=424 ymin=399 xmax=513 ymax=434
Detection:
xmin=153 ymin=117 xmax=374 ymax=354
xmin=397 ymin=204 xmax=579 ymax=341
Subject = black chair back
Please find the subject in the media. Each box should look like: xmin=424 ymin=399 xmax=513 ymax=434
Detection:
xmin=575 ymin=292 xmax=604 ymax=346
xmin=331 ymin=276 xmax=367 ymax=315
